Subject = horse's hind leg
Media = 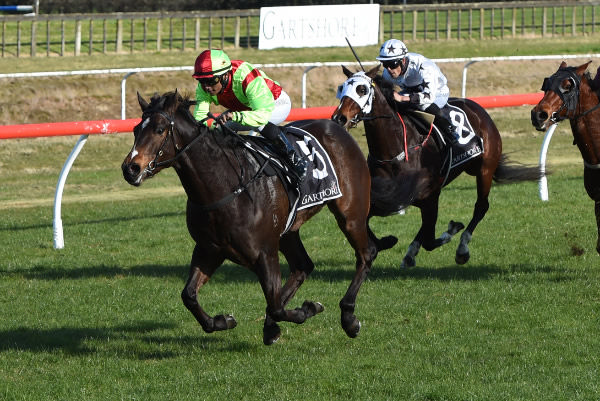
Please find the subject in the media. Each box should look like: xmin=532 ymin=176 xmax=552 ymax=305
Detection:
xmin=263 ymin=231 xmax=323 ymax=345
xmin=181 ymin=245 xmax=237 ymax=333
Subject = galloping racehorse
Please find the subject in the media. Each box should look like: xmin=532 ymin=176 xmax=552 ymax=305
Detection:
xmin=332 ymin=66 xmax=540 ymax=267
xmin=531 ymin=61 xmax=600 ymax=254
xmin=121 ymin=90 xmax=379 ymax=344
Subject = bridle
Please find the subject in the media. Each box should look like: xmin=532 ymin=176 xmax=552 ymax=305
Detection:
xmin=542 ymin=67 xmax=600 ymax=169
xmin=140 ymin=109 xmax=205 ymax=176
xmin=541 ymin=68 xmax=600 ymax=123
xmin=336 ymin=72 xmax=393 ymax=128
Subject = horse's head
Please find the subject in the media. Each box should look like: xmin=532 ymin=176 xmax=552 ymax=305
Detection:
xmin=331 ymin=65 xmax=380 ymax=129
xmin=122 ymin=90 xmax=198 ymax=186
xmin=531 ymin=61 xmax=592 ymax=131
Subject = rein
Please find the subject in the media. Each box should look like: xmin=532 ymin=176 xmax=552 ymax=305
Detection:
xmin=144 ymin=110 xmax=268 ymax=211
xmin=365 ymin=108 xmax=434 ymax=167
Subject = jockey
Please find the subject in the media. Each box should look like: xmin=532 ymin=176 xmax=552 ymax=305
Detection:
xmin=192 ymin=49 xmax=307 ymax=180
xmin=376 ymin=39 xmax=459 ymax=146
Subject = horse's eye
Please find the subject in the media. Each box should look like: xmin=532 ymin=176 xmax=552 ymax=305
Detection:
xmin=560 ymin=78 xmax=575 ymax=93
xmin=357 ymin=85 xmax=367 ymax=96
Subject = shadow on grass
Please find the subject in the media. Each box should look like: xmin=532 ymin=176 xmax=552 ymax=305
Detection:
xmin=0 ymin=320 xmax=256 ymax=357
xmin=2 ymin=258 xmax=567 ymax=284
xmin=311 ymin=263 xmax=505 ymax=282
xmin=3 ymin=262 xmax=256 ymax=282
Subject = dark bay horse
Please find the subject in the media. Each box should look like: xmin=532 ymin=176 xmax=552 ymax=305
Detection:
xmin=332 ymin=66 xmax=540 ymax=267
xmin=121 ymin=90 xmax=378 ymax=344
xmin=531 ymin=61 xmax=600 ymax=254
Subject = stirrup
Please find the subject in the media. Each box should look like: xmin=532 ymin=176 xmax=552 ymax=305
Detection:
xmin=291 ymin=156 xmax=308 ymax=181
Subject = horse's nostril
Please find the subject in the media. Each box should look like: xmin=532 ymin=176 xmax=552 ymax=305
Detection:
xmin=129 ymin=163 xmax=141 ymax=176
xmin=123 ymin=162 xmax=141 ymax=179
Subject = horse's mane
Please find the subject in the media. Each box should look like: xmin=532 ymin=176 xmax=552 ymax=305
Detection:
xmin=148 ymin=90 xmax=197 ymax=121
xmin=372 ymin=74 xmax=418 ymax=114
xmin=147 ymin=91 xmax=241 ymax=147
xmin=372 ymin=74 xmax=397 ymax=107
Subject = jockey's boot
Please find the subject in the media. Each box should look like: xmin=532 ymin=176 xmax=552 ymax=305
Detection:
xmin=262 ymin=123 xmax=308 ymax=181
xmin=441 ymin=123 xmax=460 ymax=146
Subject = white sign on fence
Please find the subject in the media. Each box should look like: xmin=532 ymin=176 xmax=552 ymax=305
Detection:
xmin=259 ymin=4 xmax=380 ymax=50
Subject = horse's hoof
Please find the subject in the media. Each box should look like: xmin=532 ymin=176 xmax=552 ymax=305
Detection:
xmin=343 ymin=318 xmax=361 ymax=338
xmin=377 ymin=235 xmax=398 ymax=251
xmin=401 ymin=256 xmax=416 ymax=268
xmin=263 ymin=323 xmax=281 ymax=345
xmin=455 ymin=252 xmax=470 ymax=265
xmin=213 ymin=314 xmax=237 ymax=331
xmin=302 ymin=300 xmax=325 ymax=317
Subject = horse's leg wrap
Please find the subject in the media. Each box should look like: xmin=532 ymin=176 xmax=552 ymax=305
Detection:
xmin=456 ymin=230 xmax=472 ymax=265
xmin=401 ymin=240 xmax=421 ymax=268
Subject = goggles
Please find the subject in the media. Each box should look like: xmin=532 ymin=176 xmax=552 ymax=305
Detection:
xmin=196 ymin=75 xmax=221 ymax=86
xmin=382 ymin=58 xmax=403 ymax=70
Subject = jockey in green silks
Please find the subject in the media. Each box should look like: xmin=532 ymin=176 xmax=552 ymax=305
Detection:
xmin=192 ymin=49 xmax=307 ymax=181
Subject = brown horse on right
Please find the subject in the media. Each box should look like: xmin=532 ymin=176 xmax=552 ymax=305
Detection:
xmin=531 ymin=61 xmax=600 ymax=254
xmin=332 ymin=66 xmax=541 ymax=267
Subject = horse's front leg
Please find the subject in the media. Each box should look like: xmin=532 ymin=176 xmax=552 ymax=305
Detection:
xmin=263 ymin=231 xmax=322 ymax=345
xmin=455 ymin=194 xmax=489 ymax=264
xmin=257 ymin=250 xmax=323 ymax=345
xmin=403 ymin=197 xmax=463 ymax=268
xmin=402 ymin=199 xmax=438 ymax=268
xmin=181 ymin=245 xmax=237 ymax=333
xmin=367 ymin=218 xmax=398 ymax=252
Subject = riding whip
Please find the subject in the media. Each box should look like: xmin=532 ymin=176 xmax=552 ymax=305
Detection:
xmin=345 ymin=37 xmax=365 ymax=72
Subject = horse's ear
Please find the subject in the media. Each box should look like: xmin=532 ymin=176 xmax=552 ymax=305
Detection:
xmin=137 ymin=92 xmax=149 ymax=111
xmin=577 ymin=61 xmax=593 ymax=75
xmin=560 ymin=61 xmax=568 ymax=69
xmin=342 ymin=65 xmax=353 ymax=78
xmin=366 ymin=65 xmax=380 ymax=79
xmin=157 ymin=96 xmax=167 ymax=110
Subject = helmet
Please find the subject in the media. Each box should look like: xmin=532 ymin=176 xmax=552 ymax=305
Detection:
xmin=376 ymin=39 xmax=408 ymax=61
xmin=192 ymin=49 xmax=232 ymax=79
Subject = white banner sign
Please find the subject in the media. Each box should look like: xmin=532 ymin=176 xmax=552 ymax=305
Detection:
xmin=259 ymin=4 xmax=380 ymax=50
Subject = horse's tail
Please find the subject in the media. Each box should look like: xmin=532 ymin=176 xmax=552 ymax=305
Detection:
xmin=369 ymin=172 xmax=423 ymax=216
xmin=493 ymin=154 xmax=544 ymax=183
